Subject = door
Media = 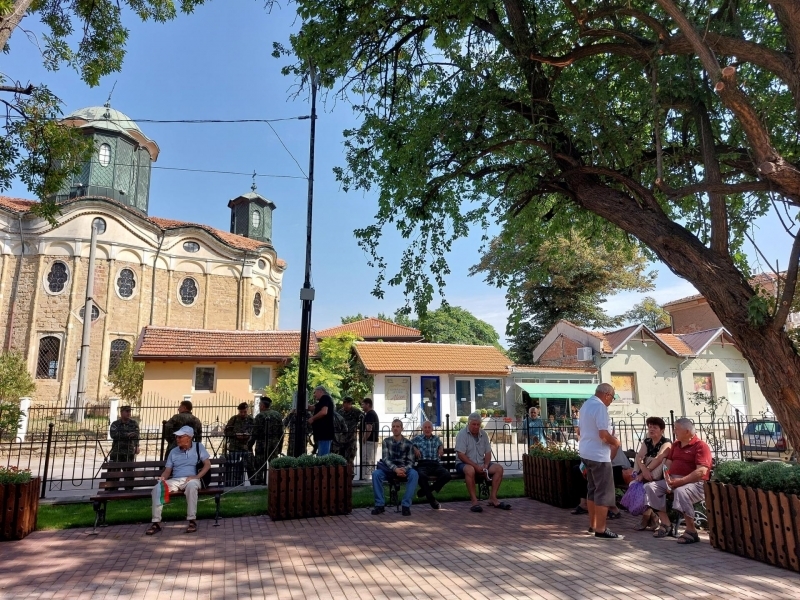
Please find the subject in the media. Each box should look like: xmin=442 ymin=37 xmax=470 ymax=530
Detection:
xmin=726 ymin=374 xmax=749 ymax=416
xmin=456 ymin=380 xmax=472 ymax=417
xmin=421 ymin=376 xmax=440 ymax=425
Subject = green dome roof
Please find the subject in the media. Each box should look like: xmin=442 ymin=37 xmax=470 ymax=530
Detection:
xmin=66 ymin=105 xmax=142 ymax=135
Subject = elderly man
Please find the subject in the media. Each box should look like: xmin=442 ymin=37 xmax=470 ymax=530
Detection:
xmin=523 ymin=407 xmax=547 ymax=447
xmin=411 ymin=421 xmax=451 ymax=509
xmin=645 ymin=418 xmax=711 ymax=544
xmin=455 ymin=412 xmax=510 ymax=512
xmin=372 ymin=419 xmax=419 ymax=516
xmin=578 ymin=383 xmax=622 ymax=539
xmin=146 ymin=425 xmax=210 ymax=535
xmin=308 ymin=385 xmax=335 ymax=456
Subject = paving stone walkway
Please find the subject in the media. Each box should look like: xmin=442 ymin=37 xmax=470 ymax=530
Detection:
xmin=1 ymin=497 xmax=798 ymax=599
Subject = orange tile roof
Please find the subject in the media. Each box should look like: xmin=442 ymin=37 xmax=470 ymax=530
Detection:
xmin=354 ymin=342 xmax=512 ymax=375
xmin=317 ymin=318 xmax=422 ymax=339
xmin=134 ymin=327 xmax=318 ymax=360
xmin=0 ymin=195 xmax=282 ymax=258
xmin=512 ymin=365 xmax=597 ymax=374
xmin=654 ymin=333 xmax=695 ymax=356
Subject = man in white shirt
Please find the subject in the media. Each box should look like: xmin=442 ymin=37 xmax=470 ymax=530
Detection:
xmin=578 ymin=383 xmax=622 ymax=540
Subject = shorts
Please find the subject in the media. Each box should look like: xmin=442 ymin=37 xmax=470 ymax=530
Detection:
xmin=456 ymin=462 xmax=497 ymax=477
xmin=582 ymin=458 xmax=615 ymax=507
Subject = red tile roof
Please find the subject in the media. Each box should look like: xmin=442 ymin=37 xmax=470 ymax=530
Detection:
xmin=134 ymin=327 xmax=318 ymax=361
xmin=354 ymin=342 xmax=512 ymax=375
xmin=317 ymin=318 xmax=423 ymax=339
xmin=512 ymin=365 xmax=598 ymax=374
xmin=663 ymin=273 xmax=780 ymax=308
xmin=654 ymin=333 xmax=695 ymax=356
xmin=0 ymin=195 xmax=283 ymax=259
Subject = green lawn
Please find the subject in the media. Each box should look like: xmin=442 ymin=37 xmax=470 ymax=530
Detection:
xmin=37 ymin=477 xmax=526 ymax=530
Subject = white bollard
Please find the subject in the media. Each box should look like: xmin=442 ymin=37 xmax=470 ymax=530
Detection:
xmin=108 ymin=397 xmax=119 ymax=441
xmin=16 ymin=397 xmax=31 ymax=443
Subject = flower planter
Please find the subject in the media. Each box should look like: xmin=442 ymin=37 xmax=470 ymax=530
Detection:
xmin=268 ymin=464 xmax=352 ymax=521
xmin=522 ymin=454 xmax=581 ymax=509
xmin=705 ymin=480 xmax=800 ymax=573
xmin=0 ymin=477 xmax=40 ymax=541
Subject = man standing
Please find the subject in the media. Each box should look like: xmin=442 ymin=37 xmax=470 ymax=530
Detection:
xmin=162 ymin=400 xmax=202 ymax=457
xmin=146 ymin=426 xmax=210 ymax=535
xmin=109 ymin=405 xmax=139 ymax=462
xmin=249 ymin=396 xmax=284 ymax=484
xmin=224 ymin=402 xmax=254 ymax=486
xmin=361 ymin=398 xmax=379 ymax=479
xmin=644 ymin=418 xmax=711 ymax=544
xmin=578 ymin=383 xmax=623 ymax=539
xmin=455 ymin=412 xmax=510 ymax=512
xmin=308 ymin=386 xmax=335 ymax=456
xmin=411 ymin=421 xmax=451 ymax=509
xmin=335 ymin=397 xmax=362 ymax=465
xmin=372 ymin=419 xmax=419 ymax=516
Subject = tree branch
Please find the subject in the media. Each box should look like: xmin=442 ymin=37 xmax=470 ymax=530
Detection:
xmin=561 ymin=166 xmax=662 ymax=212
xmin=774 ymin=232 xmax=800 ymax=329
xmin=0 ymin=84 xmax=34 ymax=95
xmin=655 ymin=179 xmax=773 ymax=200
xmin=0 ymin=0 xmax=36 ymax=51
xmin=693 ymin=96 xmax=729 ymax=256
xmin=529 ymin=42 xmax=651 ymax=67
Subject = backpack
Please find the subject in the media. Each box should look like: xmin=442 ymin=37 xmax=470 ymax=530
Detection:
xmin=333 ymin=411 xmax=349 ymax=445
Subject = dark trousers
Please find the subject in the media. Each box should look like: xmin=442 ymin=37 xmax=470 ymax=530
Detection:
xmin=416 ymin=460 xmax=451 ymax=499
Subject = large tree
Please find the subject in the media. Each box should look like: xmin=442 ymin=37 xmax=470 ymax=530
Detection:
xmin=471 ymin=225 xmax=654 ymax=362
xmin=623 ymin=297 xmax=673 ymax=331
xmin=1 ymin=1 xmax=207 ymax=217
xmin=280 ymin=1 xmax=800 ymax=447
xmin=403 ymin=305 xmax=502 ymax=347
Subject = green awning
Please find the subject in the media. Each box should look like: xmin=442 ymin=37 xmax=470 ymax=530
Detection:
xmin=515 ymin=382 xmax=597 ymax=399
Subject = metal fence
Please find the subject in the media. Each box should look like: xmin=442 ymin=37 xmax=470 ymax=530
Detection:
xmin=0 ymin=399 xmax=787 ymax=499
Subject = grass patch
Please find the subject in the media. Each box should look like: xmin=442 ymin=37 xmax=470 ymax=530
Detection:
xmin=37 ymin=476 xmax=526 ymax=530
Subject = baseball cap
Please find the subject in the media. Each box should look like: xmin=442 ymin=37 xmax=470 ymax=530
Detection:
xmin=174 ymin=425 xmax=195 ymax=437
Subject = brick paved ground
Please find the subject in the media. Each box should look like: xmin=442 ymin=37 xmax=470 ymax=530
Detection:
xmin=1 ymin=497 xmax=798 ymax=599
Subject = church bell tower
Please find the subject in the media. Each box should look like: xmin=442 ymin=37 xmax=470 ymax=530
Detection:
xmin=227 ymin=182 xmax=276 ymax=244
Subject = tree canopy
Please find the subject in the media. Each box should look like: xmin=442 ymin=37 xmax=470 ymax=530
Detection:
xmin=279 ymin=1 xmax=800 ymax=446
xmin=400 ymin=305 xmax=502 ymax=347
xmin=0 ymin=0 xmax=207 ymax=217
xmin=623 ymin=297 xmax=673 ymax=331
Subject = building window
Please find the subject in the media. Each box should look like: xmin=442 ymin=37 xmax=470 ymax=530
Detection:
xmin=194 ymin=366 xmax=215 ymax=392
xmin=475 ymin=378 xmax=502 ymax=412
xmin=253 ymin=292 xmax=262 ymax=316
xmin=108 ymin=339 xmax=130 ymax=374
xmin=610 ymin=373 xmax=637 ymax=404
xmin=183 ymin=241 xmax=200 ymax=253
xmin=251 ymin=366 xmax=271 ymax=392
xmin=98 ymin=143 xmax=111 ymax=166
xmin=257 ymin=258 xmax=266 ymax=270
xmin=252 ymin=210 xmax=261 ymax=229
xmin=47 ymin=261 xmax=69 ymax=294
xmin=78 ymin=305 xmax=100 ymax=321
xmin=116 ymin=268 xmax=136 ymax=298
xmin=693 ymin=373 xmax=713 ymax=397
xmin=385 ymin=376 xmax=412 ymax=413
xmin=179 ymin=277 xmax=198 ymax=306
xmin=456 ymin=379 xmax=472 ymax=417
xmin=36 ymin=336 xmax=61 ymax=379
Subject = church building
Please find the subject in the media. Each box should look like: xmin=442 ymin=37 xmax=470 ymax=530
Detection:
xmin=0 ymin=104 xmax=285 ymax=405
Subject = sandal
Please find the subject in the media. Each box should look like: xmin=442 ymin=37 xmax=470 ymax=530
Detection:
xmin=489 ymin=501 xmax=512 ymax=510
xmin=186 ymin=520 xmax=197 ymax=534
xmin=653 ymin=525 xmax=670 ymax=538
xmin=145 ymin=522 xmax=162 ymax=536
xmin=677 ymin=531 xmax=700 ymax=545
xmin=571 ymin=505 xmax=588 ymax=515
xmin=470 ymin=505 xmax=483 ymax=513
xmin=635 ymin=512 xmax=658 ymax=531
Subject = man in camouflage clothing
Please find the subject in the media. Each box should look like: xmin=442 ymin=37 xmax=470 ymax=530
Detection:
xmin=248 ymin=396 xmax=284 ymax=484
xmin=109 ymin=405 xmax=139 ymax=489
xmin=224 ymin=402 xmax=255 ymax=486
xmin=284 ymin=407 xmax=314 ymax=457
xmin=162 ymin=400 xmax=203 ymax=458
xmin=334 ymin=397 xmax=362 ymax=465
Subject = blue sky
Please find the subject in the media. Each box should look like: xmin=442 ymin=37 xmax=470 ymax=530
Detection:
xmin=5 ymin=2 xmax=791 ymax=344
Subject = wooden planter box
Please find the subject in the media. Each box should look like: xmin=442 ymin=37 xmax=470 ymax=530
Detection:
xmin=268 ymin=465 xmax=353 ymax=521
xmin=705 ymin=480 xmax=800 ymax=573
xmin=522 ymin=454 xmax=581 ymax=509
xmin=0 ymin=477 xmax=40 ymax=541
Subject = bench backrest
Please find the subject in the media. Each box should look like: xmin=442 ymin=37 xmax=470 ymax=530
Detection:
xmin=441 ymin=448 xmax=459 ymax=475
xmin=98 ymin=458 xmax=227 ymax=492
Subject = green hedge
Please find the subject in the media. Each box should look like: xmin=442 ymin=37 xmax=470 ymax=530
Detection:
xmin=269 ymin=453 xmax=347 ymax=469
xmin=713 ymin=460 xmax=800 ymax=495
xmin=527 ymin=444 xmax=580 ymax=460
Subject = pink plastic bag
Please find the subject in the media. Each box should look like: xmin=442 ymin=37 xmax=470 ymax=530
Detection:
xmin=620 ymin=480 xmax=647 ymax=515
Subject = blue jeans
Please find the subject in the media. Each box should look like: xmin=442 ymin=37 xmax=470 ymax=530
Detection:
xmin=373 ymin=465 xmax=419 ymax=508
xmin=317 ymin=439 xmax=332 ymax=456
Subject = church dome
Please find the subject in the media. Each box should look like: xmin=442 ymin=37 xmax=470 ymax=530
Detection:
xmin=66 ymin=105 xmax=143 ymax=135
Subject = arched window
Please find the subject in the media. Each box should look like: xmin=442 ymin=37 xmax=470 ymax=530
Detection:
xmin=78 ymin=305 xmax=100 ymax=321
xmin=47 ymin=261 xmax=69 ymax=294
xmin=253 ymin=292 xmax=262 ymax=316
xmin=36 ymin=336 xmax=61 ymax=379
xmin=183 ymin=241 xmax=200 ymax=253
xmin=108 ymin=339 xmax=130 ymax=374
xmin=179 ymin=277 xmax=198 ymax=306
xmin=116 ymin=268 xmax=136 ymax=298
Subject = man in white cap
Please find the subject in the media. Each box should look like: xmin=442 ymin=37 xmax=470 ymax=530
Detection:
xmin=146 ymin=425 xmax=210 ymax=535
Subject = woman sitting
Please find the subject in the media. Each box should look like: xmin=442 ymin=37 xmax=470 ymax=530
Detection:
xmin=633 ymin=416 xmax=672 ymax=530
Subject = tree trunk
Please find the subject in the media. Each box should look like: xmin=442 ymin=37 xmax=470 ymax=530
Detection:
xmin=570 ymin=176 xmax=800 ymax=451
xmin=0 ymin=0 xmax=35 ymax=51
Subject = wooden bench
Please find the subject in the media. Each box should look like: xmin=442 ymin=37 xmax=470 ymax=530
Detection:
xmin=89 ymin=458 xmax=227 ymax=533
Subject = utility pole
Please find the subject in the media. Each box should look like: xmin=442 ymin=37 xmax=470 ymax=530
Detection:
xmin=293 ymin=63 xmax=318 ymax=457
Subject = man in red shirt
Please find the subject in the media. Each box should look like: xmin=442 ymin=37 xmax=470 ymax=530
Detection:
xmin=644 ymin=418 xmax=711 ymax=544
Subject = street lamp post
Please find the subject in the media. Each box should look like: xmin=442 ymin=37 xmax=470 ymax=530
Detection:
xmin=293 ymin=64 xmax=318 ymax=457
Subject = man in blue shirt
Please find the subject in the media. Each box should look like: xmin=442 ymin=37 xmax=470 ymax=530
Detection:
xmin=147 ymin=426 xmax=210 ymax=535
xmin=411 ymin=421 xmax=451 ymax=509
xmin=523 ymin=407 xmax=547 ymax=447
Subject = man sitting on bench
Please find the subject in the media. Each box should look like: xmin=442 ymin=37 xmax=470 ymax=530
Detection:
xmin=371 ymin=419 xmax=419 ymax=516
xmin=146 ymin=425 xmax=211 ymax=535
xmin=411 ymin=421 xmax=451 ymax=510
xmin=455 ymin=412 xmax=511 ymax=512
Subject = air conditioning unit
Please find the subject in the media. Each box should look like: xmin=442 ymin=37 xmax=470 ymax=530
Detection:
xmin=576 ymin=347 xmax=593 ymax=361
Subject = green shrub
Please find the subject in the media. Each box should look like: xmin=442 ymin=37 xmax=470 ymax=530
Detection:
xmin=528 ymin=444 xmax=579 ymax=460
xmin=713 ymin=460 xmax=800 ymax=494
xmin=270 ymin=456 xmax=298 ymax=469
xmin=317 ymin=454 xmax=346 ymax=466
xmin=0 ymin=466 xmax=32 ymax=484
xmin=296 ymin=453 xmax=318 ymax=467
xmin=713 ymin=460 xmax=750 ymax=485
